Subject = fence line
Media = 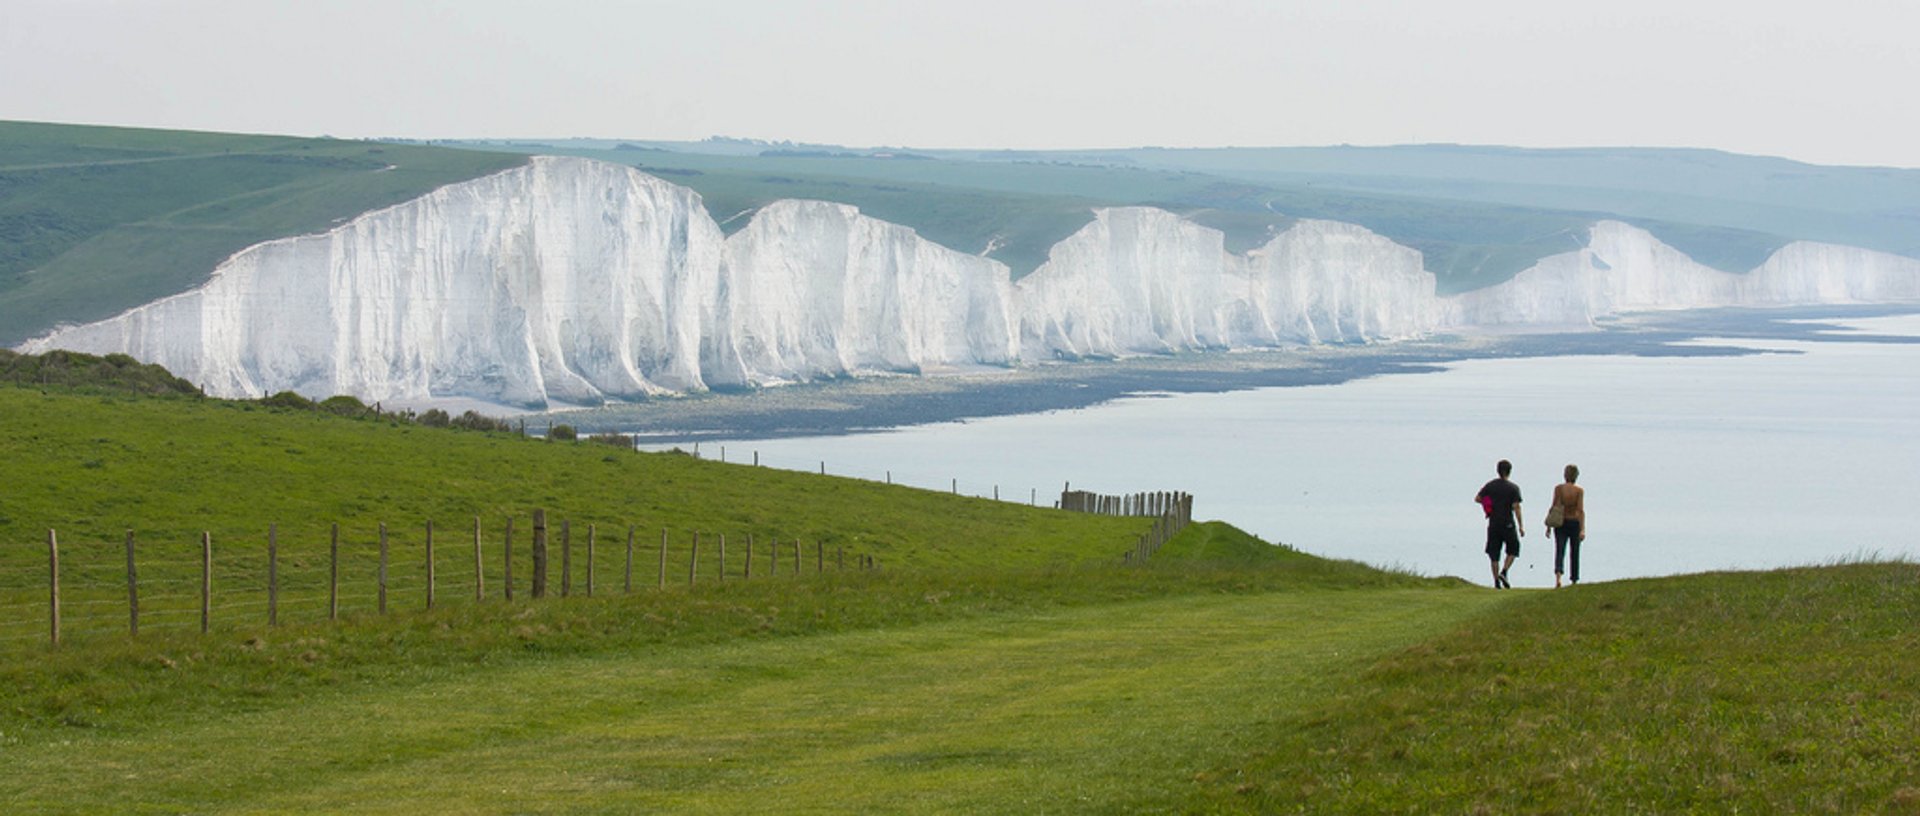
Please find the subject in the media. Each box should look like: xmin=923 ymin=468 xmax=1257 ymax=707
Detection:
xmin=1057 ymin=488 xmax=1195 ymax=564
xmin=12 ymin=513 xmax=886 ymax=649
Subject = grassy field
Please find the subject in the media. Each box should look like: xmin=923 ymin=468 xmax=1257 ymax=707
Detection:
xmin=0 ymin=120 xmax=525 ymax=346
xmin=4 ymin=375 xmax=1917 ymax=812
xmin=0 ymin=380 xmax=1149 ymax=650
xmin=1196 ymin=562 xmax=1920 ymax=814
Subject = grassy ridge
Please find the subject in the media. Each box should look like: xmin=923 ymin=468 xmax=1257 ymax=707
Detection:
xmin=0 ymin=120 xmax=526 ymax=345
xmin=1198 ymin=562 xmax=1920 ymax=813
xmin=0 ymin=381 xmax=1157 ymax=655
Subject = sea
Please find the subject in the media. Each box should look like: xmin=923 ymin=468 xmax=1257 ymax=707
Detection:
xmin=643 ymin=312 xmax=1920 ymax=585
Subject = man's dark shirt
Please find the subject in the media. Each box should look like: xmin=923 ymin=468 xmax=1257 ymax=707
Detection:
xmin=1477 ymin=478 xmax=1522 ymax=529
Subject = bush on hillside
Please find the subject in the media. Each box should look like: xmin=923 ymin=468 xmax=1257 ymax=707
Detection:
xmin=587 ymin=432 xmax=631 ymax=448
xmin=419 ymin=408 xmax=451 ymax=427
xmin=318 ymin=395 xmax=372 ymax=417
xmin=451 ymin=410 xmax=514 ymax=433
xmin=549 ymin=424 xmax=578 ymax=441
xmin=0 ymin=349 xmax=202 ymax=396
xmin=260 ymin=391 xmax=317 ymax=410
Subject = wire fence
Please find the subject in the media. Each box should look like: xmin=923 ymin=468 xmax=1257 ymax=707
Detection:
xmin=5 ymin=514 xmax=883 ymax=651
xmin=637 ymin=441 xmax=1068 ymax=507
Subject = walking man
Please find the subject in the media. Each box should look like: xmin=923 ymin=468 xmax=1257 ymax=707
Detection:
xmin=1476 ymin=459 xmax=1525 ymax=588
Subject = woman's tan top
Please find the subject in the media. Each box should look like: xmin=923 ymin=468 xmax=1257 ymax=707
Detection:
xmin=1553 ymin=482 xmax=1585 ymax=526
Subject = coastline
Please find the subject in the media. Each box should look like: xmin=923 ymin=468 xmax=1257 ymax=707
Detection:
xmin=532 ymin=304 xmax=1920 ymax=442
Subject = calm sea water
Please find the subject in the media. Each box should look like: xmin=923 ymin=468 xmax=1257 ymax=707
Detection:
xmin=654 ymin=314 xmax=1920 ymax=585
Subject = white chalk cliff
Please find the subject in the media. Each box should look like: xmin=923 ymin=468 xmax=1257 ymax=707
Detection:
xmin=21 ymin=157 xmax=1920 ymax=407
xmin=1441 ymin=221 xmax=1920 ymax=327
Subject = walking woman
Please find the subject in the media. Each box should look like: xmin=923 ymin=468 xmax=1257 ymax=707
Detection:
xmin=1549 ymin=464 xmax=1586 ymax=587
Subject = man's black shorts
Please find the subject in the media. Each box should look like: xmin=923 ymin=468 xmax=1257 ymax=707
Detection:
xmin=1485 ymin=525 xmax=1520 ymax=558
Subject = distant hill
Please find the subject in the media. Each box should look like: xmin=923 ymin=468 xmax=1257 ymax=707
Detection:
xmin=451 ymin=138 xmax=1919 ymax=292
xmin=0 ymin=121 xmax=525 ymax=346
xmin=8 ymin=121 xmax=1917 ymax=349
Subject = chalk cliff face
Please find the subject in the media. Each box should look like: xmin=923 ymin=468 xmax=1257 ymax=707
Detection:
xmin=25 ymin=157 xmax=731 ymax=405
xmin=717 ymin=199 xmax=1015 ymax=383
xmin=21 ymin=158 xmax=1920 ymax=407
xmin=1440 ymin=221 xmax=1920 ymax=327
xmin=1014 ymin=211 xmax=1437 ymax=358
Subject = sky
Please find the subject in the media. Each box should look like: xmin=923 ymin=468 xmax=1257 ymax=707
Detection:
xmin=4 ymin=0 xmax=1918 ymax=168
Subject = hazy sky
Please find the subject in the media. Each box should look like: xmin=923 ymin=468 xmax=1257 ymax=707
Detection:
xmin=5 ymin=0 xmax=1917 ymax=167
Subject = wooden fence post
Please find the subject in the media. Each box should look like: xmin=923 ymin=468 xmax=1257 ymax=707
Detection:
xmin=503 ymin=518 xmax=515 ymax=601
xmin=329 ymin=524 xmax=339 ymax=620
xmin=47 ymin=530 xmax=59 ymax=648
xmin=689 ymin=532 xmax=700 ymax=587
xmin=586 ymin=523 xmax=595 ymax=597
xmin=268 ymin=524 xmax=279 ymax=626
xmin=793 ymin=539 xmax=801 ymax=575
xmin=624 ymin=526 xmax=634 ymax=594
xmin=378 ymin=523 xmax=389 ymax=615
xmin=745 ymin=534 xmax=754 ymax=580
xmin=658 ymin=528 xmax=668 ymax=590
xmin=201 ymin=531 xmax=212 ymax=633
xmin=473 ymin=516 xmax=484 ymax=601
xmin=426 ymin=520 xmax=436 ymax=610
xmin=560 ymin=519 xmax=572 ymax=598
xmin=124 ymin=530 xmax=138 ymax=637
xmin=531 ymin=509 xmax=548 ymax=599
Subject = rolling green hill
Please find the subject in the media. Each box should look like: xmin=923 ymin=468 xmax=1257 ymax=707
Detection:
xmin=0 ymin=120 xmax=526 ymax=346
xmin=0 ymin=371 xmax=1913 ymax=811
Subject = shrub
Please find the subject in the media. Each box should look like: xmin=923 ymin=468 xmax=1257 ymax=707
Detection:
xmin=587 ymin=432 xmax=631 ymax=448
xmin=259 ymin=391 xmax=316 ymax=410
xmin=549 ymin=424 xmax=578 ymax=441
xmin=419 ymin=408 xmax=451 ymax=427
xmin=318 ymin=395 xmax=371 ymax=417
xmin=451 ymin=410 xmax=513 ymax=433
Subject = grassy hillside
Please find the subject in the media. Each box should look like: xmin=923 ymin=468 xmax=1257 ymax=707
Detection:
xmin=0 ymin=376 xmax=1151 ymax=646
xmin=0 ymin=120 xmax=526 ymax=346
xmin=0 ymin=374 xmax=1460 ymax=811
xmin=1 ymin=375 xmax=1913 ymax=810
xmin=1196 ymin=561 xmax=1920 ymax=813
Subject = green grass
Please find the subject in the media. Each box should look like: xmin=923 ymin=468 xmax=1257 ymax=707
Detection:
xmin=2 ymin=380 xmax=1914 ymax=811
xmin=0 ymin=382 xmax=1156 ymax=651
xmin=0 ymin=120 xmax=526 ymax=346
xmin=1195 ymin=562 xmax=1920 ymax=814
xmin=0 ymin=567 xmax=1481 ymax=813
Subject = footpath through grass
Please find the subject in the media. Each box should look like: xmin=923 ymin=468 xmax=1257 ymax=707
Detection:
xmin=0 ymin=578 xmax=1491 ymax=813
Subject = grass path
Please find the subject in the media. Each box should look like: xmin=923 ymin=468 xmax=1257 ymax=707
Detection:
xmin=0 ymin=587 xmax=1498 ymax=813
